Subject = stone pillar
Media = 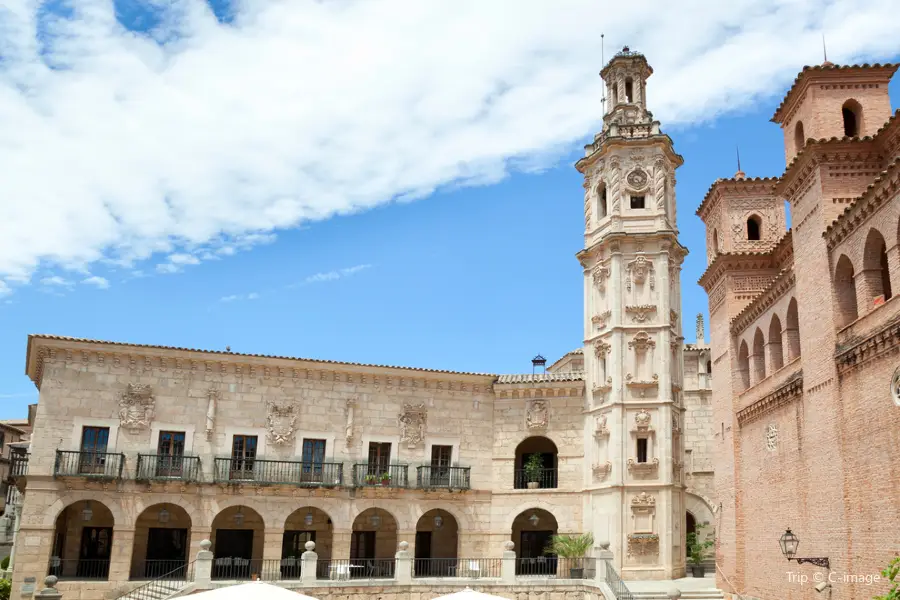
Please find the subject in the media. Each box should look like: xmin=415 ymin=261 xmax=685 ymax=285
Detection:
xmin=782 ymin=326 xmax=800 ymax=362
xmin=194 ymin=540 xmax=213 ymax=590
xmin=331 ymin=529 xmax=352 ymax=560
xmin=394 ymin=541 xmax=411 ymax=584
xmin=108 ymin=528 xmax=134 ymax=584
xmin=35 ymin=576 xmax=62 ymax=600
xmin=887 ymin=245 xmax=900 ymax=297
xmin=749 ymin=352 xmax=765 ymax=386
xmin=501 ymin=541 xmax=516 ymax=584
xmin=300 ymin=541 xmax=317 ymax=585
xmin=765 ymin=339 xmax=783 ymax=372
xmin=594 ymin=542 xmax=613 ymax=582
xmin=853 ymin=270 xmax=870 ymax=316
xmin=262 ymin=529 xmax=284 ymax=563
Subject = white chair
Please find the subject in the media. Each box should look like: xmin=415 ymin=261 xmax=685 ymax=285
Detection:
xmin=330 ymin=563 xmax=350 ymax=580
xmin=466 ymin=560 xmax=481 ymax=578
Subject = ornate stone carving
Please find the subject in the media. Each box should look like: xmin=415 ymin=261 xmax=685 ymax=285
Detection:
xmin=625 ymin=256 xmax=655 ymax=291
xmin=525 ymin=399 xmax=549 ymax=430
xmin=205 ymin=388 xmax=219 ymax=441
xmin=696 ymin=314 xmax=705 ymax=343
xmin=118 ymin=384 xmax=155 ymax=432
xmin=592 ymin=462 xmax=612 ymax=479
xmin=670 ymin=310 xmax=678 ymax=327
xmin=592 ymin=310 xmax=611 ymax=330
xmin=632 ymin=491 xmax=656 ymax=506
xmin=672 ymin=414 xmax=681 ymax=436
xmin=626 ymin=167 xmax=649 ymax=191
xmin=627 ymin=457 xmax=660 ymax=473
xmin=592 ymin=265 xmax=610 ymax=292
xmin=628 ymin=331 xmax=656 ymax=352
xmin=345 ymin=397 xmax=357 ymax=450
xmin=593 ymin=340 xmax=611 ymax=359
xmin=609 ymin=159 xmax=622 ymax=213
xmin=627 ymin=533 xmax=660 ymax=557
xmin=594 ymin=414 xmax=610 ymax=438
xmin=634 ymin=409 xmax=652 ymax=431
xmin=399 ymin=403 xmax=427 ymax=448
xmin=626 ymin=304 xmax=657 ymax=323
xmin=765 ymin=423 xmax=778 ymax=451
xmin=654 ymin=159 xmax=667 ymax=209
xmin=266 ymin=401 xmax=297 ymax=446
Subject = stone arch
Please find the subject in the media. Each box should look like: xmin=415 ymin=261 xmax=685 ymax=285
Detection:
xmin=206 ymin=497 xmax=273 ymax=530
xmin=752 ymin=327 xmax=766 ymax=383
xmin=510 ymin=508 xmax=560 ymax=574
xmin=597 ymin=182 xmax=608 ymax=219
xmin=794 ymin=121 xmax=805 ymax=151
xmin=747 ymin=214 xmax=762 ymax=241
xmin=503 ymin=500 xmax=567 ymax=534
xmin=737 ymin=340 xmax=750 ymax=391
xmin=409 ymin=502 xmax=471 ymax=533
xmin=414 ymin=509 xmax=459 ymax=576
xmin=44 ymin=494 xmax=125 ymax=529
xmin=785 ymin=297 xmax=801 ymax=360
xmin=49 ymin=499 xmax=117 ymax=580
xmin=514 ymin=436 xmax=559 ymax=489
xmin=130 ymin=496 xmax=204 ymax=530
xmin=351 ymin=507 xmax=399 ymax=565
xmin=283 ymin=506 xmax=334 ymax=576
xmin=768 ymin=313 xmax=784 ymax=372
xmin=684 ymin=493 xmax=715 ymax=530
xmin=842 ymin=99 xmax=863 ymax=137
xmin=625 ymin=77 xmax=634 ymax=103
xmin=270 ymin=499 xmax=342 ymax=531
xmin=131 ymin=503 xmax=193 ymax=579
xmin=210 ymin=505 xmax=266 ymax=578
xmin=834 ymin=254 xmax=858 ymax=328
xmin=862 ymin=227 xmax=892 ymax=303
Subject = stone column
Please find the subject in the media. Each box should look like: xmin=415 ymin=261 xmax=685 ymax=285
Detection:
xmin=194 ymin=540 xmax=213 ymax=590
xmin=262 ymin=528 xmax=284 ymax=576
xmin=765 ymin=339 xmax=783 ymax=372
xmin=594 ymin=542 xmax=613 ymax=582
xmin=394 ymin=541 xmax=411 ymax=584
xmin=854 ymin=270 xmax=872 ymax=316
xmin=500 ymin=541 xmax=516 ymax=584
xmin=782 ymin=327 xmax=800 ymax=363
xmin=331 ymin=529 xmax=352 ymax=561
xmin=749 ymin=352 xmax=765 ymax=386
xmin=887 ymin=245 xmax=900 ymax=297
xmin=300 ymin=541 xmax=318 ymax=585
xmin=108 ymin=528 xmax=134 ymax=585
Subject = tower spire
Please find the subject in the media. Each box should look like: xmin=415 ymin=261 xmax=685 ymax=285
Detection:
xmin=822 ymin=33 xmax=833 ymax=67
xmin=735 ymin=145 xmax=745 ymax=179
xmin=601 ymin=33 xmax=606 ymax=115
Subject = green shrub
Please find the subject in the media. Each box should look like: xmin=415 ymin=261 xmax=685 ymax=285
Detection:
xmin=0 ymin=577 xmax=11 ymax=600
xmin=0 ymin=557 xmax=8 ymax=571
xmin=874 ymin=556 xmax=900 ymax=600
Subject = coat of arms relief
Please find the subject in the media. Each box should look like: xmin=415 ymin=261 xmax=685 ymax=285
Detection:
xmin=399 ymin=403 xmax=427 ymax=449
xmin=525 ymin=399 xmax=549 ymax=430
xmin=266 ymin=401 xmax=297 ymax=446
xmin=118 ymin=383 xmax=155 ymax=432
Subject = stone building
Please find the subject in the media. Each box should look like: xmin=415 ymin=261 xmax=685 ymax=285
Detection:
xmin=698 ymin=61 xmax=900 ymax=600
xmin=8 ymin=49 xmax=716 ymax=599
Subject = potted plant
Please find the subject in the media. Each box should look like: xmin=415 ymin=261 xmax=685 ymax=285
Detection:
xmin=380 ymin=472 xmax=392 ymax=486
xmin=686 ymin=527 xmax=714 ymax=577
xmin=364 ymin=473 xmax=377 ymax=485
xmin=545 ymin=533 xmax=594 ymax=579
xmin=524 ymin=454 xmax=544 ymax=490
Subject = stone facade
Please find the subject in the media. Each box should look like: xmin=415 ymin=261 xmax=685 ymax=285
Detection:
xmin=698 ymin=62 xmax=900 ymax=600
xmin=8 ymin=50 xmax=717 ymax=600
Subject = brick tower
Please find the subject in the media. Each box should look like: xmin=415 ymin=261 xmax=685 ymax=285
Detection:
xmin=576 ymin=47 xmax=688 ymax=580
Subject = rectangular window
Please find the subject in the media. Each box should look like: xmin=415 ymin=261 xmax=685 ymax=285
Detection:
xmin=636 ymin=438 xmax=648 ymax=463
xmin=230 ymin=435 xmax=258 ymax=479
xmin=430 ymin=445 xmax=453 ymax=486
xmin=367 ymin=442 xmax=391 ymax=475
xmin=685 ymin=448 xmax=694 ymax=473
xmin=156 ymin=431 xmax=186 ymax=477
xmin=630 ymin=195 xmax=646 ymax=209
xmin=79 ymin=426 xmax=110 ymax=475
xmin=301 ymin=438 xmax=326 ymax=480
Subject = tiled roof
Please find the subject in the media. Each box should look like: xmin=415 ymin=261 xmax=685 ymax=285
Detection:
xmin=772 ymin=63 xmax=899 ymax=123
xmin=26 ymin=334 xmax=495 ymax=378
xmin=496 ymin=372 xmax=584 ymax=384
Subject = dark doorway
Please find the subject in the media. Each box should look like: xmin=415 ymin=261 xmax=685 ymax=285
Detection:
xmin=79 ymin=527 xmax=112 ymax=579
xmin=145 ymin=528 xmax=187 ymax=578
xmin=518 ymin=530 xmax=556 ymax=575
xmin=350 ymin=531 xmax=376 ymax=561
xmin=282 ymin=531 xmax=314 ymax=578
xmin=414 ymin=531 xmax=433 ymax=575
xmin=214 ymin=529 xmax=254 ymax=579
xmin=685 ymin=512 xmax=697 ymax=557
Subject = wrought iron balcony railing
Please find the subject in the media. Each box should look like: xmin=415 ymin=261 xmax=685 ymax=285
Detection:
xmin=352 ymin=463 xmax=409 ymax=488
xmin=213 ymin=458 xmax=343 ymax=486
xmin=9 ymin=453 xmax=28 ymax=478
xmin=136 ymin=455 xmax=201 ymax=482
xmin=55 ymin=450 xmax=125 ymax=479
xmin=415 ymin=466 xmax=471 ymax=490
xmin=513 ymin=467 xmax=558 ymax=490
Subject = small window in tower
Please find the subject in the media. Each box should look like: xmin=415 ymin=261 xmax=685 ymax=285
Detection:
xmin=747 ymin=215 xmax=761 ymax=241
xmin=842 ymin=99 xmax=862 ymax=137
xmin=598 ymin=183 xmax=608 ymax=219
xmin=794 ymin=121 xmax=805 ymax=151
xmin=625 ymin=78 xmax=634 ymax=103
xmin=706 ymin=360 xmax=712 ymax=375
xmin=630 ymin=195 xmax=645 ymax=209
xmin=636 ymin=438 xmax=648 ymax=463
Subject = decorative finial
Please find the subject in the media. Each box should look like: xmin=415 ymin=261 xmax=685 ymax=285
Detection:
xmin=734 ymin=146 xmax=745 ymax=179
xmin=225 ymin=345 xmax=231 ymax=352
xmin=821 ymin=33 xmax=833 ymax=67
xmin=696 ymin=314 xmax=705 ymax=344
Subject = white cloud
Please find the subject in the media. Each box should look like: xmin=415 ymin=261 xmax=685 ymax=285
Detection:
xmin=220 ymin=292 xmax=260 ymax=302
xmin=82 ymin=275 xmax=110 ymax=289
xmin=40 ymin=276 xmax=73 ymax=287
xmin=300 ymin=264 xmax=372 ymax=285
xmin=0 ymin=0 xmax=898 ymax=286
xmin=0 ymin=282 xmax=10 ymax=298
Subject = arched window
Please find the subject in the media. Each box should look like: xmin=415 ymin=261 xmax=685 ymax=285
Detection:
xmin=785 ymin=298 xmax=801 ymax=361
xmin=625 ymin=78 xmax=634 ymax=103
xmin=747 ymin=216 xmax=762 ymax=241
xmin=597 ymin=183 xmax=608 ymax=219
xmin=834 ymin=254 xmax=858 ymax=328
xmin=706 ymin=360 xmax=712 ymax=374
xmin=611 ymin=85 xmax=618 ymax=106
xmin=752 ymin=328 xmax=766 ymax=384
xmin=737 ymin=341 xmax=750 ymax=391
xmin=794 ymin=121 xmax=805 ymax=151
xmin=514 ymin=437 xmax=558 ymax=489
xmin=768 ymin=314 xmax=784 ymax=372
xmin=712 ymin=229 xmax=719 ymax=253
xmin=862 ymin=228 xmax=892 ymax=304
xmin=842 ymin=99 xmax=862 ymax=137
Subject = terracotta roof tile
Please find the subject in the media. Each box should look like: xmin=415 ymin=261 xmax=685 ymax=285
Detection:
xmin=496 ymin=372 xmax=584 ymax=384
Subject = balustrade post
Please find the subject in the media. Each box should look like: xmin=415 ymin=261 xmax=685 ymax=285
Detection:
xmin=300 ymin=541 xmax=318 ymax=584
xmin=194 ymin=539 xmax=213 ymax=590
xmin=34 ymin=576 xmax=62 ymax=600
xmin=501 ymin=541 xmax=516 ymax=584
xmin=594 ymin=541 xmax=613 ymax=582
xmin=394 ymin=541 xmax=412 ymax=584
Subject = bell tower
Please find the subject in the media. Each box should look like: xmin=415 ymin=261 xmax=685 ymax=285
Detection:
xmin=577 ymin=47 xmax=688 ymax=580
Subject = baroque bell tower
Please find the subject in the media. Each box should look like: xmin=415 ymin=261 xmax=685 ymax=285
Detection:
xmin=576 ymin=47 xmax=688 ymax=580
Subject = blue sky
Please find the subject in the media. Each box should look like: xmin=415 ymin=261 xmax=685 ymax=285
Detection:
xmin=1 ymin=1 xmax=899 ymax=417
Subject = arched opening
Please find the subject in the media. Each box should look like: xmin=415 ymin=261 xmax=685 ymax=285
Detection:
xmin=49 ymin=500 xmax=115 ymax=581
xmin=685 ymin=512 xmax=697 ymax=558
xmin=350 ymin=508 xmax=397 ymax=578
xmin=211 ymin=505 xmax=264 ymax=580
xmin=834 ymin=254 xmax=858 ymax=328
xmin=712 ymin=229 xmax=719 ymax=254
xmin=283 ymin=507 xmax=333 ymax=580
xmin=511 ymin=509 xmax=559 ymax=576
xmin=752 ymin=328 xmax=766 ymax=384
xmin=863 ymin=229 xmax=892 ymax=304
xmin=625 ymin=78 xmax=634 ymax=103
xmin=597 ymin=183 xmax=608 ymax=219
xmin=747 ymin=215 xmax=762 ymax=241
xmin=794 ymin=121 xmax=805 ymax=151
xmin=130 ymin=504 xmax=191 ymax=580
xmin=611 ymin=85 xmax=618 ymax=106
xmin=706 ymin=360 xmax=712 ymax=375
xmin=514 ymin=436 xmax=558 ymax=489
xmin=785 ymin=298 xmax=801 ymax=360
xmin=413 ymin=510 xmax=459 ymax=577
xmin=842 ymin=99 xmax=862 ymax=137
xmin=737 ymin=341 xmax=750 ymax=391
xmin=767 ymin=314 xmax=784 ymax=372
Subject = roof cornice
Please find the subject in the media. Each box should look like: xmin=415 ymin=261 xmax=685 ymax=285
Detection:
xmin=696 ymin=177 xmax=780 ymax=220
xmin=824 ymin=156 xmax=900 ymax=250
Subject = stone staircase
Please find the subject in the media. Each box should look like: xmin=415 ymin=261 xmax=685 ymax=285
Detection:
xmin=116 ymin=579 xmax=186 ymax=600
xmin=630 ymin=592 xmax=724 ymax=600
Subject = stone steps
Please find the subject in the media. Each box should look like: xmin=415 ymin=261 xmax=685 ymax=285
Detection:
xmin=631 ymin=592 xmax=724 ymax=600
xmin=117 ymin=580 xmax=185 ymax=600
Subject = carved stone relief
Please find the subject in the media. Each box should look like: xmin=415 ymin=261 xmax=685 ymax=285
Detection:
xmin=118 ymin=383 xmax=155 ymax=432
xmin=267 ymin=401 xmax=297 ymax=446
xmin=525 ymin=399 xmax=549 ymax=430
xmin=593 ymin=340 xmax=611 ymax=359
xmin=345 ymin=397 xmax=357 ymax=450
xmin=625 ymin=256 xmax=655 ymax=291
xmin=205 ymin=388 xmax=219 ymax=441
xmin=626 ymin=167 xmax=649 ymax=191
xmin=634 ymin=409 xmax=652 ymax=431
xmin=632 ymin=491 xmax=656 ymax=507
xmin=765 ymin=423 xmax=778 ymax=451
xmin=626 ymin=304 xmax=657 ymax=323
xmin=592 ymin=310 xmax=611 ymax=330
xmin=609 ymin=159 xmax=622 ymax=213
xmin=399 ymin=403 xmax=427 ymax=448
xmin=628 ymin=331 xmax=656 ymax=352
xmin=592 ymin=265 xmax=610 ymax=292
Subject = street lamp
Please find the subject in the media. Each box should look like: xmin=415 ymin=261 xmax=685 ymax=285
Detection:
xmin=434 ymin=514 xmax=443 ymax=529
xmin=370 ymin=510 xmax=381 ymax=529
xmin=233 ymin=506 xmax=245 ymax=526
xmin=528 ymin=513 xmax=540 ymax=527
xmin=81 ymin=501 xmax=93 ymax=522
xmin=158 ymin=506 xmax=170 ymax=524
xmin=304 ymin=511 xmax=314 ymax=527
xmin=779 ymin=528 xmax=829 ymax=569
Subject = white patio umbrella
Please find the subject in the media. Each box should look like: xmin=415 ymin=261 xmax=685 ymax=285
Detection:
xmin=188 ymin=582 xmax=319 ymax=600
xmin=431 ymin=588 xmax=510 ymax=600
